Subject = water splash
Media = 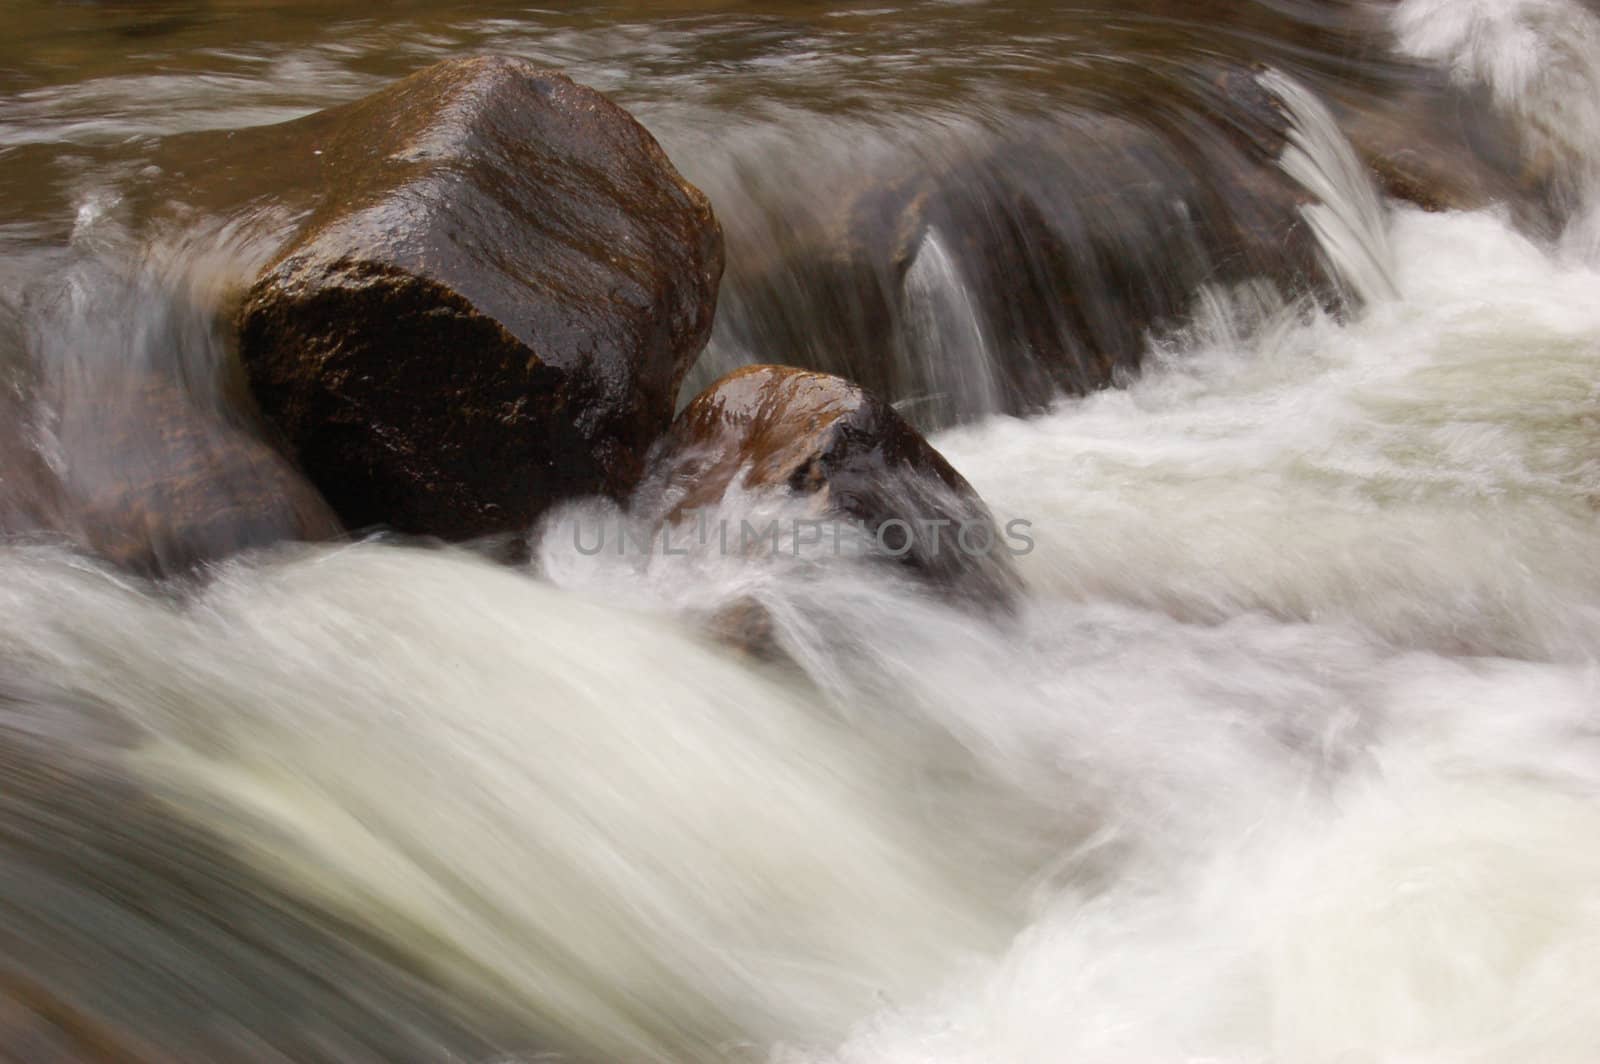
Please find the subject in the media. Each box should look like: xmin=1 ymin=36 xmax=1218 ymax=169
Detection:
xmin=1260 ymin=67 xmax=1399 ymax=305
xmin=897 ymin=227 xmax=1003 ymax=423
xmin=1394 ymin=0 xmax=1600 ymax=257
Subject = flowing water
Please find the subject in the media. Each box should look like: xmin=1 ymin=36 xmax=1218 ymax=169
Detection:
xmin=4 ymin=1 xmax=1600 ymax=1061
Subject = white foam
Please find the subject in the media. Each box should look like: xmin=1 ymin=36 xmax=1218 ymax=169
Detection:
xmin=1395 ymin=0 xmax=1600 ymax=258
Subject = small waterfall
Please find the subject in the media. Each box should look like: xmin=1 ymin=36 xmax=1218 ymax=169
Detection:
xmin=896 ymin=227 xmax=1003 ymax=423
xmin=1260 ymin=68 xmax=1399 ymax=305
xmin=697 ymin=94 xmax=1340 ymax=427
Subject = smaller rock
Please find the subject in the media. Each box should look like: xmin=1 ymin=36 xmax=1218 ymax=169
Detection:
xmin=1330 ymin=79 xmax=1541 ymax=218
xmin=638 ymin=365 xmax=1020 ymax=612
xmin=702 ymin=596 xmax=782 ymax=663
xmin=41 ymin=374 xmax=339 ymax=577
xmin=0 ymin=398 xmax=63 ymax=537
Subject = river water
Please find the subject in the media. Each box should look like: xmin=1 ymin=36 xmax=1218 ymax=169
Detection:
xmin=3 ymin=1 xmax=1600 ymax=1061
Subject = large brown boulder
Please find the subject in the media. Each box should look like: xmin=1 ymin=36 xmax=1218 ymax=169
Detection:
xmin=637 ymin=365 xmax=1020 ymax=612
xmin=236 ymin=56 xmax=723 ymax=540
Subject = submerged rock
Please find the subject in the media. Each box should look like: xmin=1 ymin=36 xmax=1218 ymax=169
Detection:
xmin=0 ymin=372 xmax=338 ymax=578
xmin=51 ymin=375 xmax=340 ymax=578
xmin=638 ymin=365 xmax=1020 ymax=613
xmin=0 ymin=402 xmax=61 ymax=539
xmin=1331 ymin=79 xmax=1543 ymax=220
xmin=237 ymin=56 xmax=723 ymax=541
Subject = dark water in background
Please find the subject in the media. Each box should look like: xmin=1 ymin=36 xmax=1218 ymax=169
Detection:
xmin=0 ymin=0 xmax=1456 ymax=420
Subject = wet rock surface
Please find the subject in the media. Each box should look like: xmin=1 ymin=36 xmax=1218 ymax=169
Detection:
xmin=0 ymin=372 xmax=339 ymax=578
xmin=639 ymin=364 xmax=1020 ymax=612
xmin=1330 ymin=79 xmax=1545 ymax=220
xmin=0 ymin=402 xmax=61 ymax=541
xmin=52 ymin=375 xmax=341 ymax=577
xmin=236 ymin=56 xmax=724 ymax=541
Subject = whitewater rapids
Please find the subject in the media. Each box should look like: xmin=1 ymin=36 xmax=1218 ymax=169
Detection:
xmin=0 ymin=198 xmax=1594 ymax=1060
xmin=5 ymin=0 xmax=1600 ymax=1060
